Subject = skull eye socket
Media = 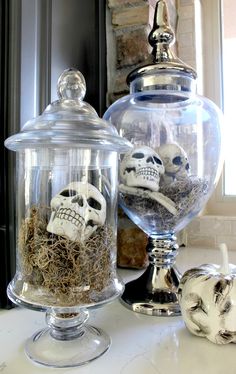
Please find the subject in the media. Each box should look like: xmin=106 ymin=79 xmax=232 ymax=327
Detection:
xmin=60 ymin=189 xmax=78 ymax=197
xmin=153 ymin=156 xmax=162 ymax=165
xmin=87 ymin=197 xmax=102 ymax=210
xmin=132 ymin=152 xmax=144 ymax=159
xmin=172 ymin=156 xmax=182 ymax=165
xmin=71 ymin=196 xmax=84 ymax=206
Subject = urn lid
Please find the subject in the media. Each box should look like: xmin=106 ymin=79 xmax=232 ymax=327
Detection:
xmin=127 ymin=0 xmax=197 ymax=93
xmin=5 ymin=69 xmax=132 ymax=153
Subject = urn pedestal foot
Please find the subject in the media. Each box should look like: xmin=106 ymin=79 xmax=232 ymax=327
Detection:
xmin=120 ymin=235 xmax=181 ymax=316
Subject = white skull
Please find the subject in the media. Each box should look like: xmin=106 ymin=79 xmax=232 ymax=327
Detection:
xmin=158 ymin=143 xmax=190 ymax=183
xmin=120 ymin=146 xmax=164 ymax=192
xmin=47 ymin=182 xmax=106 ymax=242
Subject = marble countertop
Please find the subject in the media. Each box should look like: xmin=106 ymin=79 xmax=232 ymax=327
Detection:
xmin=1 ymin=246 xmax=236 ymax=374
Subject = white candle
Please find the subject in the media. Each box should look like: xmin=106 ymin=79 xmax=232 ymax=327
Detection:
xmin=219 ymin=242 xmax=230 ymax=275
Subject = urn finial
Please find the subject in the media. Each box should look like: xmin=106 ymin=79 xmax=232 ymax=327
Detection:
xmin=148 ymin=0 xmax=175 ymax=63
xmin=127 ymin=0 xmax=197 ymax=91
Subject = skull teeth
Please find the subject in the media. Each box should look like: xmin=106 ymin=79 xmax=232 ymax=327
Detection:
xmin=136 ymin=167 xmax=159 ymax=178
xmin=56 ymin=208 xmax=85 ymax=227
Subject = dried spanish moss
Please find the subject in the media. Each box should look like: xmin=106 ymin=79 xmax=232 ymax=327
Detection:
xmin=18 ymin=206 xmax=115 ymax=306
xmin=120 ymin=177 xmax=208 ymax=232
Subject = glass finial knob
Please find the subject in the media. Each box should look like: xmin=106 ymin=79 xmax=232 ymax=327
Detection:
xmin=57 ymin=68 xmax=86 ymax=100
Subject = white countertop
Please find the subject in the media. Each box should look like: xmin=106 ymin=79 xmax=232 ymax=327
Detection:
xmin=1 ymin=246 xmax=236 ymax=374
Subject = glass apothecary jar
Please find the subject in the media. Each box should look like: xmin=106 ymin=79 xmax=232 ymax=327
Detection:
xmin=103 ymin=0 xmax=223 ymax=316
xmin=4 ymin=69 xmax=131 ymax=367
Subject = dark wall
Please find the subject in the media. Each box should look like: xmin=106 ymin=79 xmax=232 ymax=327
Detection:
xmin=50 ymin=0 xmax=107 ymax=113
xmin=0 ymin=0 xmax=107 ymax=308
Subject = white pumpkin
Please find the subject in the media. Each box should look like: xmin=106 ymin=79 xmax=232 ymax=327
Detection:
xmin=178 ymin=245 xmax=236 ymax=345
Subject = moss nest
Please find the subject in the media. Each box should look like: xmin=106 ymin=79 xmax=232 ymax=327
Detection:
xmin=18 ymin=206 xmax=115 ymax=306
xmin=120 ymin=177 xmax=209 ymax=232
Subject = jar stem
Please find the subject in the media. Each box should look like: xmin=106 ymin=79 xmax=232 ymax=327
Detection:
xmin=46 ymin=308 xmax=89 ymax=341
xmin=147 ymin=234 xmax=179 ymax=267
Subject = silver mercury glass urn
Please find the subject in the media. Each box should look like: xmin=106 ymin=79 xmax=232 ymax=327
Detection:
xmin=103 ymin=0 xmax=223 ymax=316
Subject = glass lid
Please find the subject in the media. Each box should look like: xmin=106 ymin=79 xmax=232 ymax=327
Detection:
xmin=5 ymin=69 xmax=132 ymax=153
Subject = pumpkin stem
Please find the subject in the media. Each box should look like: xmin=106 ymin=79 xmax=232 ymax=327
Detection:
xmin=219 ymin=243 xmax=230 ymax=275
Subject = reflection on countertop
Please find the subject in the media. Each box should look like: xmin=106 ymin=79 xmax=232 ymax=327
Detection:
xmin=0 ymin=246 xmax=236 ymax=374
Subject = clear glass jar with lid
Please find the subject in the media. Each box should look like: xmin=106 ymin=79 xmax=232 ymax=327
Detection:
xmin=103 ymin=0 xmax=223 ymax=317
xmin=4 ymin=68 xmax=131 ymax=368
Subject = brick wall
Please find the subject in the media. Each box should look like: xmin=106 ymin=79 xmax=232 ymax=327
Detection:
xmin=186 ymin=216 xmax=236 ymax=251
xmin=106 ymin=0 xmax=177 ymax=104
xmin=176 ymin=0 xmax=203 ymax=92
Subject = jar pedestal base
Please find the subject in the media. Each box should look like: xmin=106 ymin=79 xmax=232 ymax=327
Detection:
xmin=25 ymin=310 xmax=110 ymax=368
xmin=120 ymin=236 xmax=181 ymax=316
